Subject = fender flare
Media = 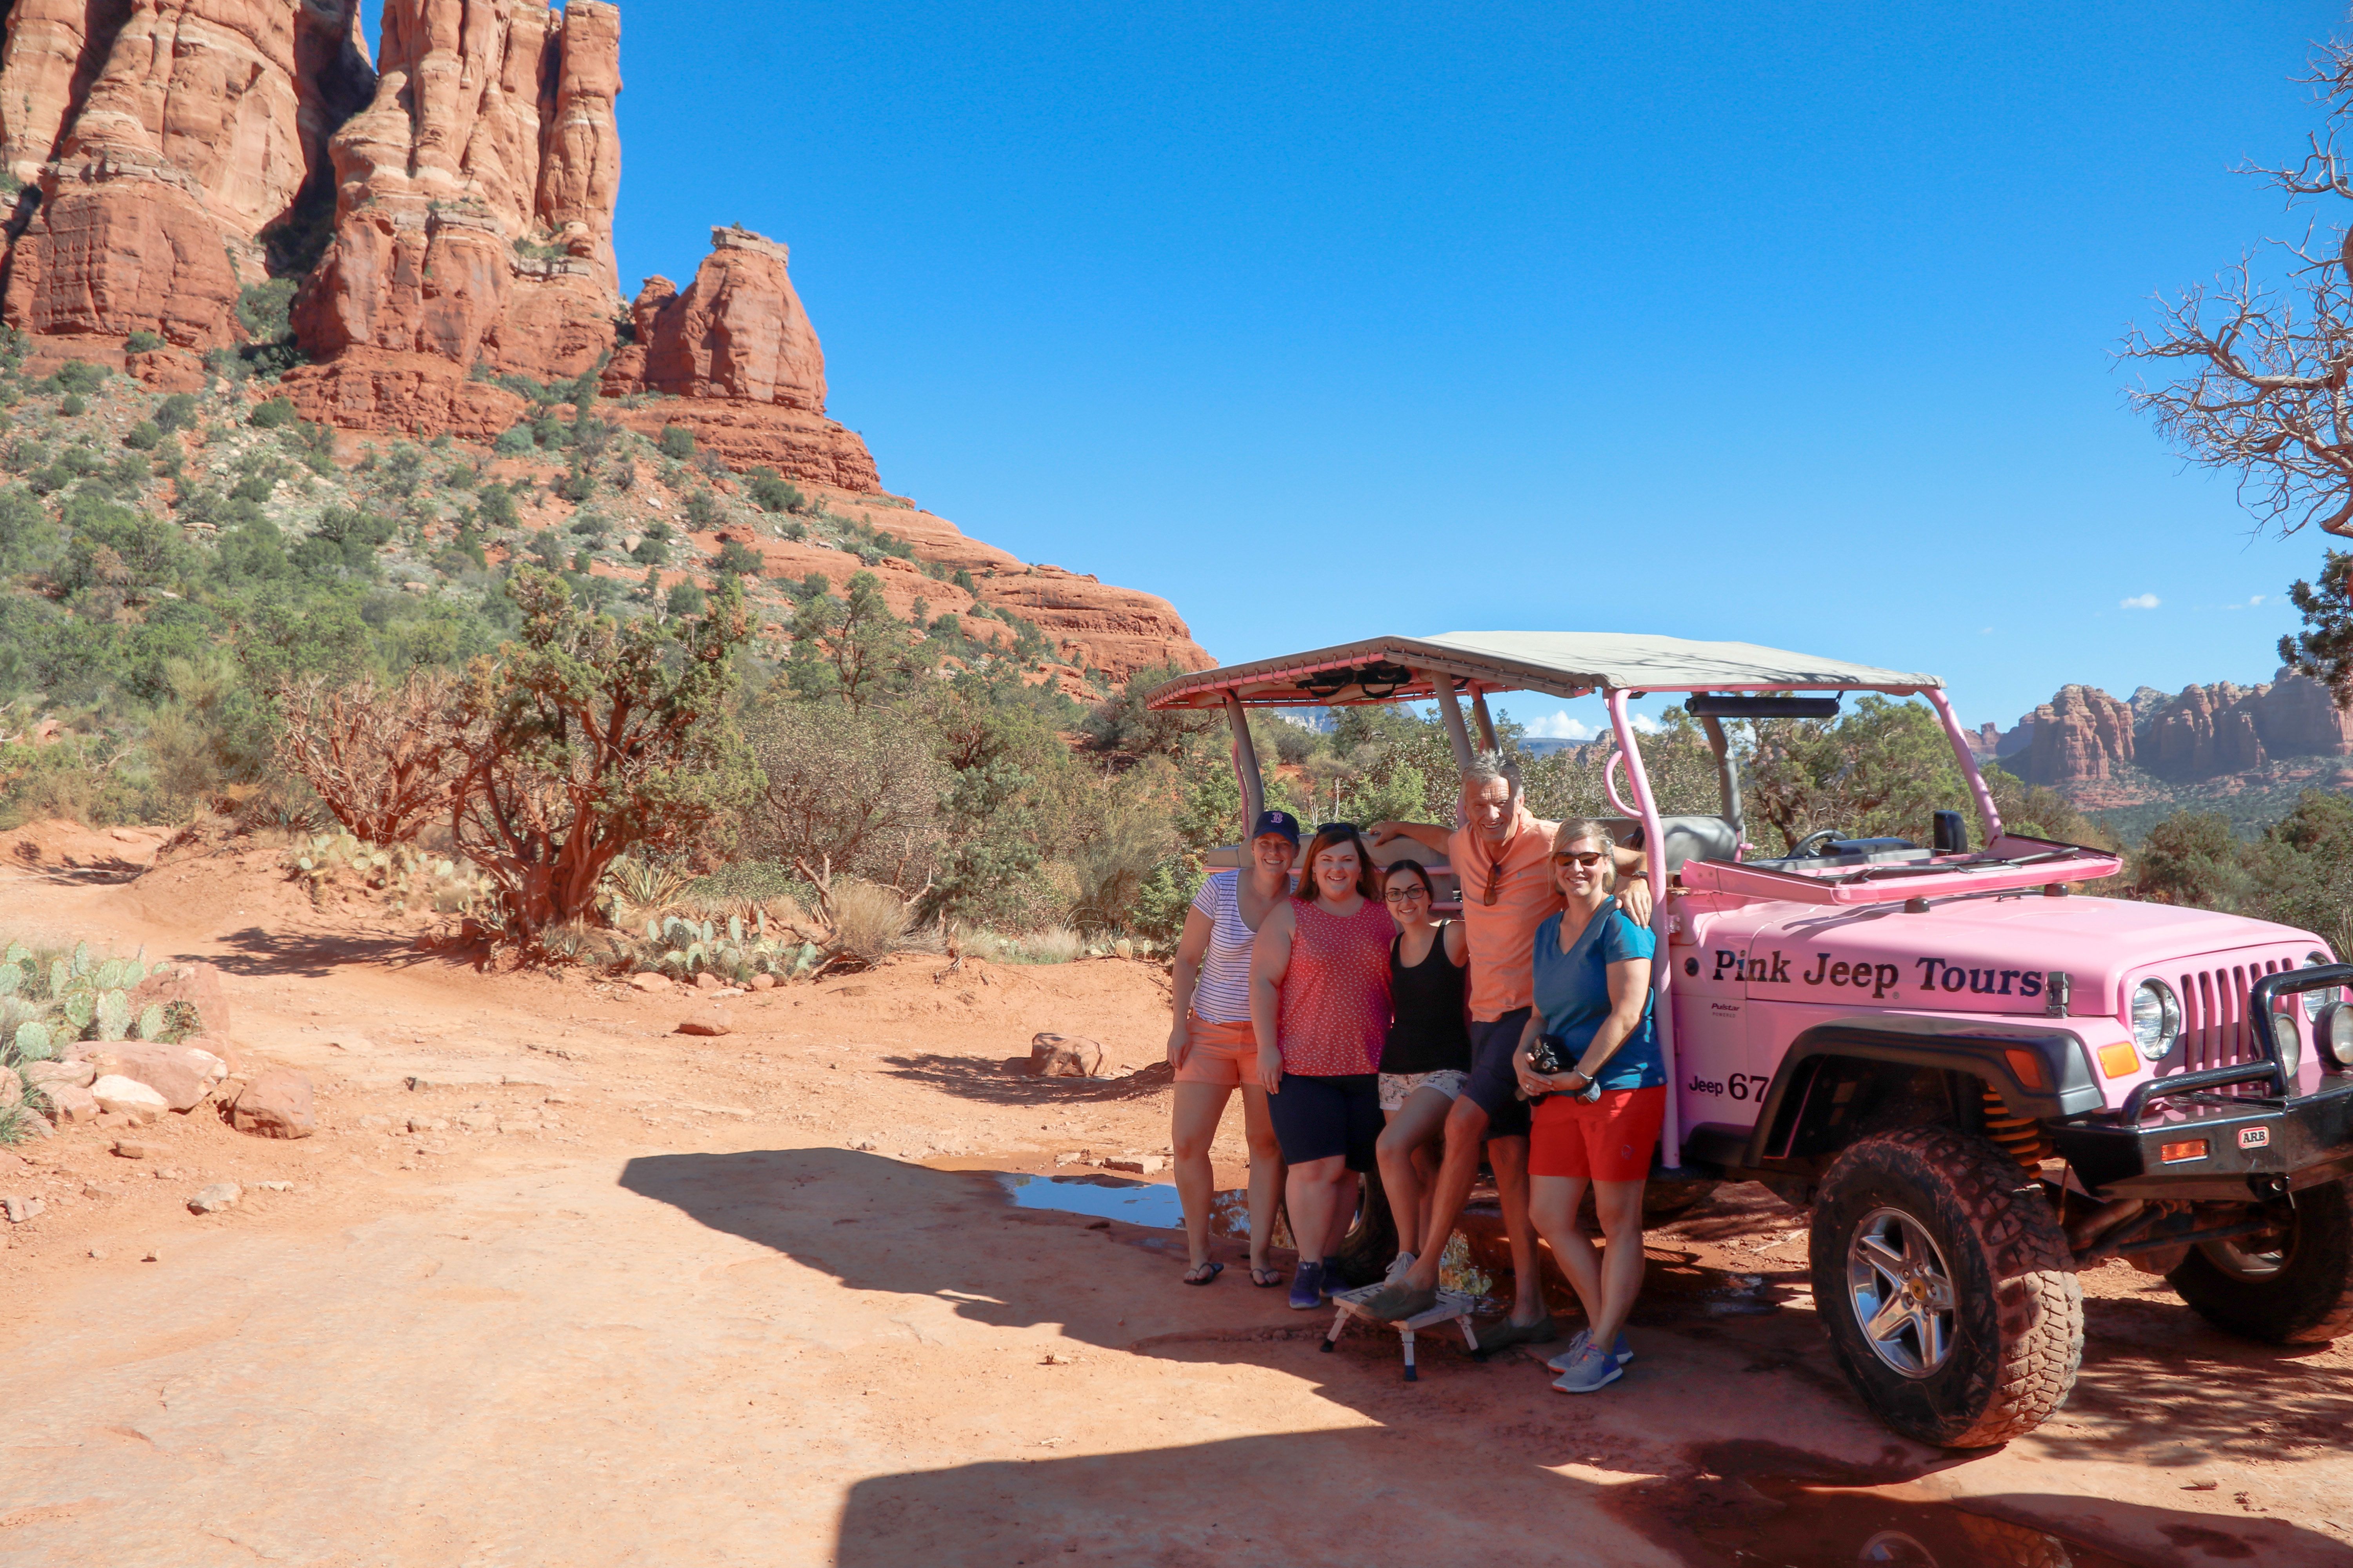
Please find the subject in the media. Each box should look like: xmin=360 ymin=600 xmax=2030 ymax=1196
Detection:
xmin=1743 ymin=1020 xmax=2106 ymax=1168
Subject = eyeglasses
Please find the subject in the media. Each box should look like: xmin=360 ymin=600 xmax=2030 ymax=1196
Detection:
xmin=1383 ymin=887 xmax=1429 ymax=904
xmin=1553 ymin=850 xmax=1607 ymax=868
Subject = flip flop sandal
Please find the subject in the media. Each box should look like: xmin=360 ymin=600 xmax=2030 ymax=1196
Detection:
xmin=1182 ymin=1261 xmax=1224 ymax=1286
xmin=1249 ymin=1266 xmax=1284 ymax=1288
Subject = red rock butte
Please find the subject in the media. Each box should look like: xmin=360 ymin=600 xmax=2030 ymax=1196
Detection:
xmin=0 ymin=0 xmax=1210 ymax=681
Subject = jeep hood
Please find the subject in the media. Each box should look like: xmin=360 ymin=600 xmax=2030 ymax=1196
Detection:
xmin=1733 ymin=894 xmax=2327 ymax=1018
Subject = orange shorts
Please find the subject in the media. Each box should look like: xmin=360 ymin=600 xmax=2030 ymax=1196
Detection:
xmin=1175 ymin=1016 xmax=1260 ymax=1088
xmin=1529 ymin=1086 xmax=1666 ymax=1181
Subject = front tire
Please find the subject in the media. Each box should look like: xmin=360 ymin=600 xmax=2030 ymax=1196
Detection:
xmin=2168 ymin=1179 xmax=2353 ymax=1344
xmin=1810 ymin=1128 xmax=2082 ymax=1447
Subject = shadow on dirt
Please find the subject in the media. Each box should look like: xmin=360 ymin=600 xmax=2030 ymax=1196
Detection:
xmin=204 ymin=925 xmax=456 ymax=979
xmin=620 ymin=1148 xmax=2342 ymax=1567
xmin=876 ymin=1052 xmax=1174 ymax=1105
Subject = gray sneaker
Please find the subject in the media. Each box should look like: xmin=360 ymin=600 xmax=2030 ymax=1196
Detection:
xmin=1545 ymin=1330 xmax=1632 ymax=1372
xmin=1550 ymin=1340 xmax=1625 ymax=1394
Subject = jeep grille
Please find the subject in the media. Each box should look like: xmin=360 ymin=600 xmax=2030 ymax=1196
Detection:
xmin=2160 ymin=954 xmax=2307 ymax=1073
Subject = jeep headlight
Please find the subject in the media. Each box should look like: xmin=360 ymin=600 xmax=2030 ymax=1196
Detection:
xmin=2270 ymin=1012 xmax=2306 ymax=1084
xmin=2317 ymin=1001 xmax=2353 ymax=1071
xmin=2130 ymin=979 xmax=2180 ymax=1062
xmin=2305 ymin=951 xmax=2333 ymax=1019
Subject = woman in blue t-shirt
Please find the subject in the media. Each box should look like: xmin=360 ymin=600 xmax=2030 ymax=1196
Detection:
xmin=1512 ymin=817 xmax=1662 ymax=1395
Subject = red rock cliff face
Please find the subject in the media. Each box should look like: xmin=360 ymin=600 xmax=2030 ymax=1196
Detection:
xmin=281 ymin=0 xmax=623 ymax=437
xmin=0 ymin=0 xmax=373 ymax=350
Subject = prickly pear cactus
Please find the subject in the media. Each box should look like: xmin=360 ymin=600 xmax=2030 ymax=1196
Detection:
xmin=122 ymin=958 xmax=146 ymax=987
xmin=158 ymin=1000 xmax=203 ymax=1043
xmin=13 ymin=1021 xmax=50 ymax=1060
xmin=61 ymin=989 xmax=95 ymax=1032
xmin=699 ymin=920 xmax=715 ymax=945
xmin=645 ymin=918 xmax=662 ymax=941
xmin=3 ymin=941 xmax=26 ymax=965
xmin=49 ymin=959 xmax=69 ymax=999
xmin=71 ymin=941 xmax=89 ymax=977
xmin=135 ymin=1003 xmax=165 ymax=1042
xmin=0 ymin=961 xmax=19 ymax=998
xmin=94 ymin=958 xmax=125 ymax=990
xmin=96 ymin=989 xmax=131 ymax=1041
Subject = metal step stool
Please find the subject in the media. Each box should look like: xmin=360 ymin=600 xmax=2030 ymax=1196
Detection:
xmin=1322 ymin=1282 xmax=1482 ymax=1381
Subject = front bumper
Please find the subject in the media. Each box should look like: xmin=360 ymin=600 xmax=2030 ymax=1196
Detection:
xmin=2052 ymin=1071 xmax=2353 ymax=1199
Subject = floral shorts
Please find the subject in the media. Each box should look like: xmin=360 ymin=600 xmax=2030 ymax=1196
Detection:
xmin=1378 ymin=1069 xmax=1469 ymax=1113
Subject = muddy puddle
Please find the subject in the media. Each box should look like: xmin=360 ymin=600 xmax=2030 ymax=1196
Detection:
xmin=993 ymin=1173 xmax=1254 ymax=1237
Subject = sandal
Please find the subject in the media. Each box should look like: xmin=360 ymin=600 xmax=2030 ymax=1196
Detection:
xmin=1182 ymin=1260 xmax=1224 ymax=1286
xmin=1250 ymin=1265 xmax=1284 ymax=1288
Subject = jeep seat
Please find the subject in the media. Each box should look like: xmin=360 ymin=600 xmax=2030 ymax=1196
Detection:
xmin=1595 ymin=815 xmax=1739 ymax=873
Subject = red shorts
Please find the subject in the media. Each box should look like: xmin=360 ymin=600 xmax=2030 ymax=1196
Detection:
xmin=1529 ymin=1086 xmax=1666 ymax=1181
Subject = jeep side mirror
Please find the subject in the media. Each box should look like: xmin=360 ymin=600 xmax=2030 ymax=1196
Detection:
xmin=1933 ymin=810 xmax=1968 ymax=855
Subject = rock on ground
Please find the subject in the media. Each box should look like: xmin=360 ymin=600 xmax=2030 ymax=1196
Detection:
xmin=1029 ymin=1033 xmax=1106 ymax=1077
xmin=85 ymin=1042 xmax=226 ymax=1112
xmin=187 ymin=1182 xmax=241 ymax=1215
xmin=225 ymin=1070 xmax=316 ymax=1139
xmin=90 ymin=1074 xmax=169 ymax=1122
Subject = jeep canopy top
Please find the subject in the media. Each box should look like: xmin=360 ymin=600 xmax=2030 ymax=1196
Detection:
xmin=1142 ymin=631 xmax=1944 ymax=711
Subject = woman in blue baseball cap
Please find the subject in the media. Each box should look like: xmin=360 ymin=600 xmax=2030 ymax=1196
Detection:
xmin=1165 ymin=807 xmax=1300 ymax=1286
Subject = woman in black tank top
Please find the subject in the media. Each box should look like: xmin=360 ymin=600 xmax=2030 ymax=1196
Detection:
xmin=1371 ymin=860 xmax=1472 ymax=1279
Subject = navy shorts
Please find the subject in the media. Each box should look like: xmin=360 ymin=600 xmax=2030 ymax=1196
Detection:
xmin=1460 ymin=1008 xmax=1533 ymax=1141
xmin=1266 ymin=1072 xmax=1381 ymax=1169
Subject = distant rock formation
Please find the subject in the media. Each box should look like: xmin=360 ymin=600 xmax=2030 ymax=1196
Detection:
xmin=1999 ymin=669 xmax=2353 ymax=791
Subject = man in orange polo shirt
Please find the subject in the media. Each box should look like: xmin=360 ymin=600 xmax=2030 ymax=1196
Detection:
xmin=1359 ymin=753 xmax=1647 ymax=1341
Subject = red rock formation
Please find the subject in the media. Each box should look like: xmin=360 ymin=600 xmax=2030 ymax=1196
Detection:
xmin=282 ymin=0 xmax=624 ymax=431
xmin=2017 ymin=685 xmax=2136 ymax=788
xmin=0 ymin=0 xmax=373 ymax=349
xmin=2251 ymin=668 xmax=2353 ymax=757
xmin=599 ymin=228 xmax=880 ymax=487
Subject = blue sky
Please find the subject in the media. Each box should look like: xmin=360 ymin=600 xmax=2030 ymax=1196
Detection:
xmin=544 ymin=2 xmax=2345 ymax=732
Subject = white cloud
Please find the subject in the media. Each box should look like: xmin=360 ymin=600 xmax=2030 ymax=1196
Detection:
xmin=2119 ymin=593 xmax=2161 ymax=611
xmin=1524 ymin=712 xmax=1596 ymax=740
xmin=2251 ymin=593 xmax=2267 ymax=606
xmin=1629 ymin=714 xmax=1664 ymax=734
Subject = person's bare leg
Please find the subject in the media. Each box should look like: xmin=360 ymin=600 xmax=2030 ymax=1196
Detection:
xmin=1527 ymin=1174 xmax=1601 ymax=1323
xmin=1587 ymin=1180 xmax=1648 ymax=1345
xmin=1237 ymin=1085 xmax=1285 ymax=1277
xmin=1413 ymin=1140 xmax=1440 ymax=1254
xmin=1488 ymin=1134 xmax=1545 ymax=1324
xmin=1375 ymin=1090 xmax=1451 ymax=1257
xmin=1284 ymin=1155 xmax=1346 ymax=1265
xmin=1171 ymin=1081 xmax=1235 ymax=1275
xmin=1316 ymin=1166 xmax=1358 ymax=1260
xmin=1401 ymin=1095 xmax=1492 ymax=1292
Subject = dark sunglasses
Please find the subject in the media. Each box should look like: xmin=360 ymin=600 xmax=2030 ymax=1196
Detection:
xmin=1553 ymin=850 xmax=1607 ymax=868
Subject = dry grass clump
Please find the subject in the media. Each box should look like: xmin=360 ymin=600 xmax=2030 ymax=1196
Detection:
xmin=828 ymin=879 xmax=914 ymax=966
xmin=957 ymin=925 xmax=1083 ymax=965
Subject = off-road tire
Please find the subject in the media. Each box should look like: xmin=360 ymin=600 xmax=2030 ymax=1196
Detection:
xmin=2168 ymin=1178 xmax=2353 ymax=1345
xmin=1810 ymin=1127 xmax=2082 ymax=1448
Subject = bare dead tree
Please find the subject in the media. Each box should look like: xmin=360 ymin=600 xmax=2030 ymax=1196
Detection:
xmin=275 ymin=672 xmax=466 ymax=845
xmin=2124 ymin=39 xmax=2353 ymax=694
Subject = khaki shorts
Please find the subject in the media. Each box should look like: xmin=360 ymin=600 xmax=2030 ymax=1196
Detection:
xmin=1378 ymin=1068 xmax=1468 ymax=1113
xmin=1176 ymin=1016 xmax=1259 ymax=1088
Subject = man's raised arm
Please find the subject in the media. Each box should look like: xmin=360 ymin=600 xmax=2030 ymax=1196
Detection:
xmin=1368 ymin=821 xmax=1450 ymax=854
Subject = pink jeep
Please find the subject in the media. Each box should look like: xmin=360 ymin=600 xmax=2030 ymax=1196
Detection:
xmin=1148 ymin=632 xmax=2353 ymax=1447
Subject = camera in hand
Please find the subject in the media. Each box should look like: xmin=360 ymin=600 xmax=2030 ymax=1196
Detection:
xmin=1523 ymin=1033 xmax=1602 ymax=1103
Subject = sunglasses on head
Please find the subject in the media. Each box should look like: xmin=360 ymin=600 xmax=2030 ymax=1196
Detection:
xmin=1316 ymin=822 xmax=1360 ymax=838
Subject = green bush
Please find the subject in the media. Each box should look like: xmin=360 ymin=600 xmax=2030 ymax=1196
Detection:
xmin=630 ymin=535 xmax=667 ymax=565
xmin=58 ymin=393 xmax=84 ymax=417
xmin=665 ymin=581 xmax=707 ymax=618
xmin=713 ymin=538 xmax=763 ymax=576
xmin=658 ymin=424 xmax=695 ymax=459
xmin=249 ymin=398 xmax=297 ymax=429
xmin=54 ymin=360 xmax=105 ymax=394
xmin=153 ymin=393 xmax=198 ymax=433
xmin=124 ymin=420 xmax=162 ymax=451
xmin=745 ymin=467 xmax=803 ymax=514
xmin=494 ymin=425 xmax=534 ymax=456
xmin=125 ymin=330 xmax=164 ymax=354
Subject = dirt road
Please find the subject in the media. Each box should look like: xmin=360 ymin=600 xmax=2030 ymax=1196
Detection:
xmin=2 ymin=837 xmax=2348 ymax=1566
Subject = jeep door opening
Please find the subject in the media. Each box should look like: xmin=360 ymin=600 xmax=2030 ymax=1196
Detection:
xmin=1146 ymin=630 xmax=2353 ymax=1448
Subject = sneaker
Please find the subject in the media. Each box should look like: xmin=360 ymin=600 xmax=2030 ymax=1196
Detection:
xmin=1319 ymin=1258 xmax=1342 ymax=1298
xmin=1356 ymin=1279 xmax=1438 ymax=1321
xmin=1287 ymin=1260 xmax=1325 ymax=1310
xmin=1550 ymin=1341 xmax=1624 ymax=1394
xmin=1546 ymin=1330 xmax=1633 ymax=1372
xmin=1383 ymin=1251 xmax=1417 ymax=1285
